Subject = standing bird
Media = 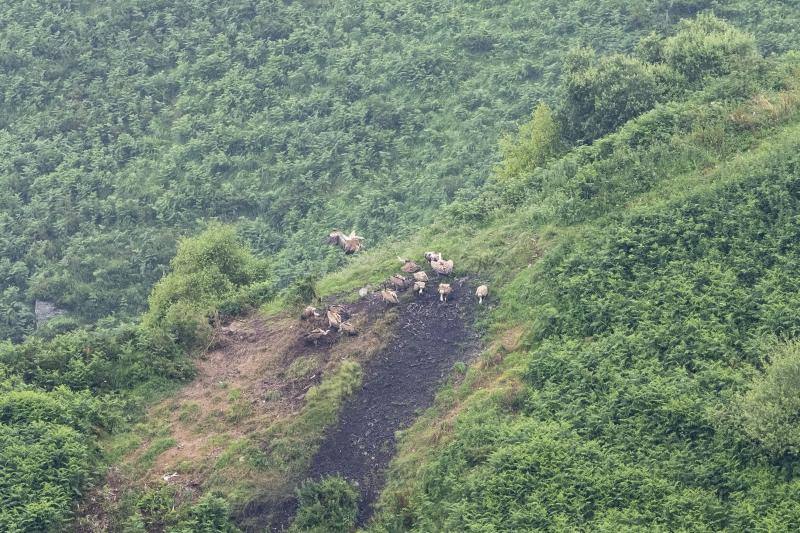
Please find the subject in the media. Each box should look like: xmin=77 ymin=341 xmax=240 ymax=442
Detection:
xmin=476 ymin=285 xmax=489 ymax=304
xmin=380 ymin=288 xmax=400 ymax=305
xmin=413 ymin=271 xmax=429 ymax=282
xmin=431 ymin=258 xmax=454 ymax=276
xmin=438 ymin=283 xmax=452 ymax=302
xmin=413 ymin=281 xmax=426 ymax=295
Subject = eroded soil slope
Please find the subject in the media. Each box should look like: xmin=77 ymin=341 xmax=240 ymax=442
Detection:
xmin=307 ymin=277 xmax=481 ymax=525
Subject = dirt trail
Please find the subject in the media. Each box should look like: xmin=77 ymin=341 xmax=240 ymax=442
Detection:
xmin=306 ymin=276 xmax=481 ymax=525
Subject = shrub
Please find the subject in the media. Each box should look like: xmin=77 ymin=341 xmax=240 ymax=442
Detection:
xmin=737 ymin=341 xmax=800 ymax=457
xmin=143 ymin=224 xmax=270 ymax=350
xmin=496 ymin=102 xmax=561 ymax=182
xmin=168 ymin=494 xmax=240 ymax=533
xmin=559 ymin=49 xmax=675 ymax=143
xmin=290 ymin=476 xmax=359 ymax=533
xmin=663 ymin=13 xmax=758 ymax=83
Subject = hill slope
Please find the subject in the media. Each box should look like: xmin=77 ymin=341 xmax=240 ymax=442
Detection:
xmin=3 ymin=0 xmax=800 ymax=340
xmin=3 ymin=7 xmax=800 ymax=533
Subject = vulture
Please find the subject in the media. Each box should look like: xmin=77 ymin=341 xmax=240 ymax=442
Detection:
xmin=413 ymin=281 xmax=426 ymax=295
xmin=389 ymin=274 xmax=411 ymax=291
xmin=476 ymin=285 xmax=489 ymax=304
xmin=305 ymin=328 xmax=330 ymax=345
xmin=327 ymin=230 xmax=365 ymax=254
xmin=339 ymin=322 xmax=358 ymax=336
xmin=301 ymin=306 xmax=320 ymax=320
xmin=438 ymin=283 xmax=452 ymax=302
xmin=327 ymin=309 xmax=343 ymax=330
xmin=398 ymin=257 xmax=421 ymax=273
xmin=381 ymin=288 xmax=400 ymax=305
xmin=432 ymin=258 xmax=454 ymax=275
xmin=413 ymin=271 xmax=429 ymax=282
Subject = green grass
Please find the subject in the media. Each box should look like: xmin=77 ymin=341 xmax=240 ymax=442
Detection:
xmin=137 ymin=437 xmax=177 ymax=471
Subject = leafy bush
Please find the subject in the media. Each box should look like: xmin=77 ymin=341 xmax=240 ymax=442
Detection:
xmin=290 ymin=476 xmax=359 ymax=533
xmin=496 ymin=103 xmax=561 ymax=182
xmin=663 ymin=13 xmax=758 ymax=83
xmin=737 ymin=341 xmax=800 ymax=457
xmin=143 ymin=224 xmax=272 ymax=349
xmin=560 ymin=48 xmax=678 ymax=143
xmin=169 ymin=494 xmax=240 ymax=533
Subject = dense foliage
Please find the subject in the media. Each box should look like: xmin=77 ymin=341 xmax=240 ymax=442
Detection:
xmin=2 ymin=1 xmax=800 ymax=532
xmin=3 ymin=0 xmax=800 ymax=340
xmin=372 ymin=30 xmax=800 ymax=533
xmin=0 ymin=226 xmax=263 ymax=531
xmin=143 ymin=223 xmax=272 ymax=349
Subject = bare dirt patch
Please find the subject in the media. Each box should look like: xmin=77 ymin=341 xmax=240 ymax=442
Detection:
xmin=304 ymin=276 xmax=482 ymax=526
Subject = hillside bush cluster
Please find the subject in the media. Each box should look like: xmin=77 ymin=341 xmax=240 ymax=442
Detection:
xmin=143 ymin=224 xmax=273 ymax=350
xmin=0 ymin=225 xmax=262 ymax=531
xmin=290 ymin=477 xmax=360 ymax=533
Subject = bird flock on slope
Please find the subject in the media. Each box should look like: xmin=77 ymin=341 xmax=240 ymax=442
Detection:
xmin=302 ymin=232 xmax=489 ymax=345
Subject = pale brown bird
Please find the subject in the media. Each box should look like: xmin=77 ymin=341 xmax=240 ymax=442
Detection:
xmin=389 ymin=274 xmax=411 ymax=291
xmin=413 ymin=271 xmax=429 ymax=282
xmin=476 ymin=284 xmax=489 ymax=304
xmin=327 ymin=309 xmax=343 ymax=329
xmin=304 ymin=328 xmax=330 ymax=345
xmin=339 ymin=322 xmax=358 ymax=336
xmin=438 ymin=283 xmax=452 ymax=302
xmin=432 ymin=258 xmax=454 ymax=275
xmin=413 ymin=281 xmax=426 ymax=295
xmin=381 ymin=288 xmax=400 ymax=305
xmin=398 ymin=257 xmax=421 ymax=273
xmin=327 ymin=230 xmax=364 ymax=254
xmin=301 ymin=306 xmax=320 ymax=320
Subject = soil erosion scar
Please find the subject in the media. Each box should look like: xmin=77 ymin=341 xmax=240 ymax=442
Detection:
xmin=308 ymin=277 xmax=480 ymax=525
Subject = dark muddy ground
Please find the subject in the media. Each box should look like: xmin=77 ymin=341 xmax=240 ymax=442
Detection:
xmin=306 ymin=276 xmax=481 ymax=526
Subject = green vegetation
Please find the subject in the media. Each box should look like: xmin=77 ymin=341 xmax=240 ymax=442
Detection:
xmin=736 ymin=341 xmax=800 ymax=458
xmin=3 ymin=0 xmax=800 ymax=341
xmin=369 ymin=24 xmax=800 ymax=533
xmin=143 ymin=223 xmax=272 ymax=350
xmin=0 ymin=226 xmax=258 ymax=531
xmin=290 ymin=477 xmax=360 ymax=533
xmin=0 ymin=327 xmax=190 ymax=531
xmin=2 ymin=2 xmax=800 ymax=532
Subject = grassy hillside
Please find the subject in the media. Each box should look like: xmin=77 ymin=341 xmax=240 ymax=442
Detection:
xmin=367 ymin=47 xmax=800 ymax=533
xmin=3 ymin=0 xmax=800 ymax=340
xmin=3 ymin=6 xmax=800 ymax=533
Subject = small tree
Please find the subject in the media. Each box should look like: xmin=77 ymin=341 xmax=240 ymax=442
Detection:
xmin=496 ymin=102 xmax=560 ymax=182
xmin=143 ymin=224 xmax=264 ymax=350
xmin=559 ymin=51 xmax=671 ymax=143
